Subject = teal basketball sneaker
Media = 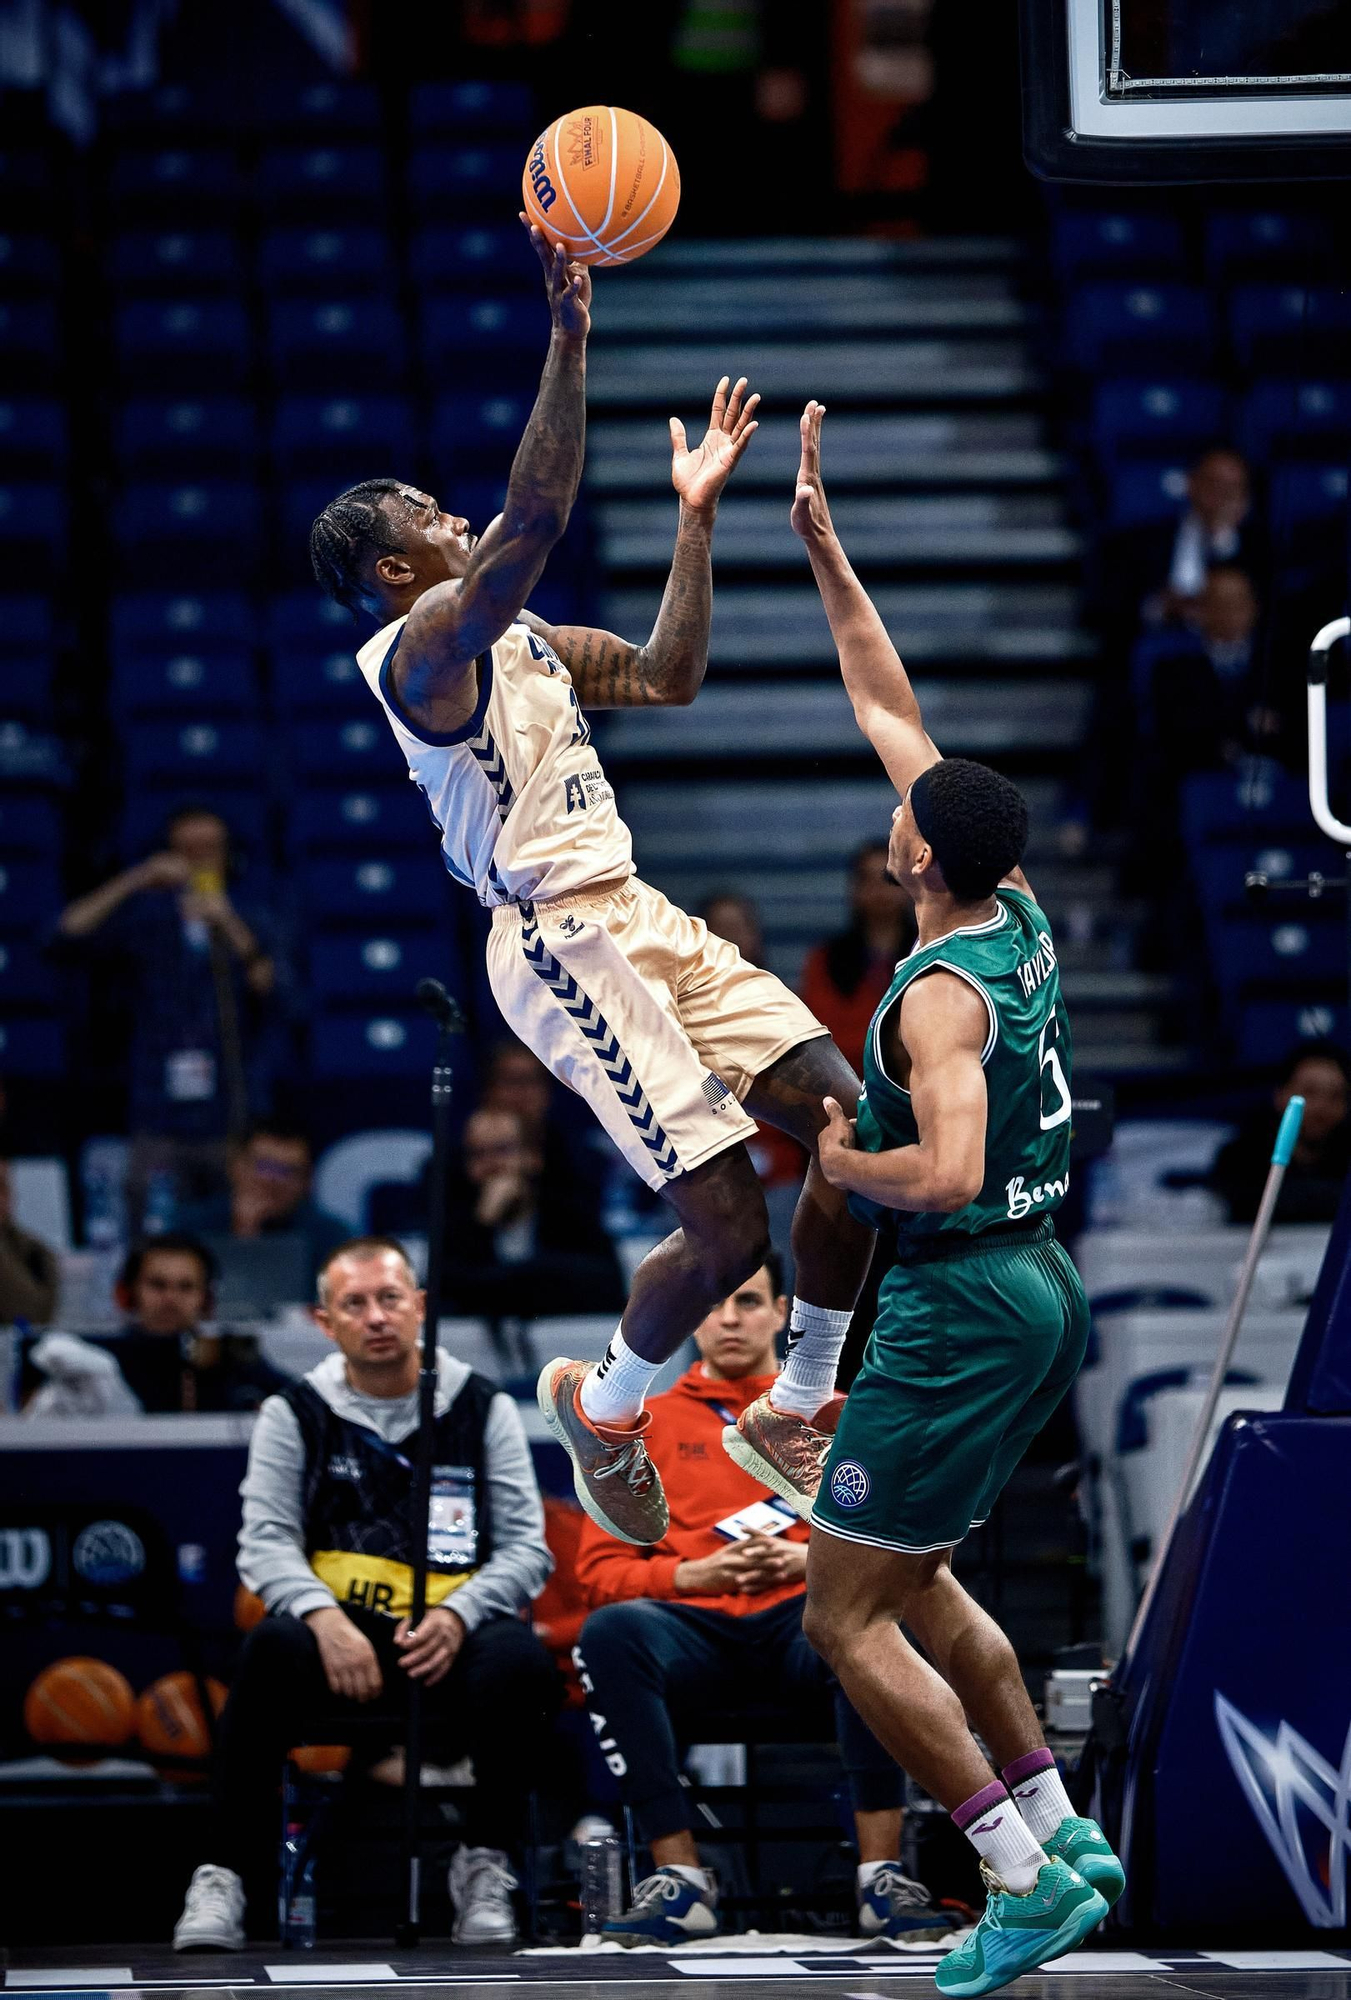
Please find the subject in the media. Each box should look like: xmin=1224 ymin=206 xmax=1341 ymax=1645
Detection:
xmin=934 ymin=1857 xmax=1108 ymax=1997
xmin=1041 ymin=1815 xmax=1126 ymax=1907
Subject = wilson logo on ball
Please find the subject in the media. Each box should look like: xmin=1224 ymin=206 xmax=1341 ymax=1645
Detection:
xmin=527 ymin=140 xmax=557 ymax=213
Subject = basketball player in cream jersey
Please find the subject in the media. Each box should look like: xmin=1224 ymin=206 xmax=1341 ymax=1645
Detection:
xmin=309 ymin=222 xmax=873 ymax=1548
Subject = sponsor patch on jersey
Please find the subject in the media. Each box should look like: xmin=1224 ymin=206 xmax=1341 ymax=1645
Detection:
xmin=830 ymin=1459 xmax=871 ymax=1509
xmin=701 ymin=1071 xmax=735 ymax=1112
xmin=563 ymin=768 xmax=615 ymax=815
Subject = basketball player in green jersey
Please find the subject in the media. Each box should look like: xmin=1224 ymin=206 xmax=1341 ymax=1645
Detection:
xmin=746 ymin=404 xmax=1122 ymax=1995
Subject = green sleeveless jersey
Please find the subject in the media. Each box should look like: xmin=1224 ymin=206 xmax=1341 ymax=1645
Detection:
xmin=851 ymin=886 xmax=1072 ymax=1241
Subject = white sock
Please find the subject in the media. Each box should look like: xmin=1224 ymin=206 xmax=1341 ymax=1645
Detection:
xmin=768 ymin=1299 xmax=852 ymax=1418
xmin=666 ymin=1863 xmax=715 ymax=1894
xmin=1004 ymin=1751 xmax=1076 ymax=1844
xmin=579 ymin=1328 xmax=658 ymax=1427
xmin=953 ymin=1782 xmax=1046 ymax=1895
xmin=856 ymin=1859 xmax=901 ymax=1889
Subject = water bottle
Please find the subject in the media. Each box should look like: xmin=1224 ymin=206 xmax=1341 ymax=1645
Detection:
xmin=580 ymin=1835 xmax=622 ymax=1936
xmin=143 ymin=1166 xmax=177 ymax=1237
xmin=280 ymin=1822 xmax=317 ymax=1949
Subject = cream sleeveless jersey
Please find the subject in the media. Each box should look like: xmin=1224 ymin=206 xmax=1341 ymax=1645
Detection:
xmin=355 ymin=615 xmax=634 ymax=907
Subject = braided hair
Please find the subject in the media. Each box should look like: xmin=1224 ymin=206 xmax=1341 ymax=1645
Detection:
xmin=309 ymin=478 xmax=409 ymax=615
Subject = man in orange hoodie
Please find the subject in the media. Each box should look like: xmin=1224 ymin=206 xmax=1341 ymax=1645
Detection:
xmin=572 ymin=1252 xmax=948 ymax=1947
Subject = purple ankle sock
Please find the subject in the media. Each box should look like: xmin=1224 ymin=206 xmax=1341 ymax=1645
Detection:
xmin=1002 ymin=1748 xmax=1055 ymax=1788
xmin=951 ymin=1779 xmax=1009 ymax=1832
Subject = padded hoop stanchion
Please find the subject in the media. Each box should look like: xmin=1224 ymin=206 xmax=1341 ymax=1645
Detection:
xmin=1307 ymin=615 xmax=1351 ymax=845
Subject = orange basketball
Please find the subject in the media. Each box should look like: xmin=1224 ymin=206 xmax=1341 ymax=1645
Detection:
xmin=24 ymin=1657 xmax=136 ymax=1751
xmin=522 ymin=106 xmax=679 ymax=266
xmin=134 ymin=1671 xmax=227 ymax=1759
xmin=289 ymin=1744 xmax=352 ymax=1776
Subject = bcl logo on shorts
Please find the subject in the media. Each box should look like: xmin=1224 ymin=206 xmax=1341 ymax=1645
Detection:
xmin=830 ymin=1459 xmax=870 ymax=1509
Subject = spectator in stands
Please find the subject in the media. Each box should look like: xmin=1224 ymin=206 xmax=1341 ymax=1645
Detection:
xmin=441 ymin=1104 xmax=625 ymax=1317
xmin=572 ymin=1254 xmax=945 ymax=1947
xmin=54 ymin=809 xmax=283 ymax=1234
xmin=800 ymin=842 xmax=915 ymax=1077
xmin=172 ymin=1237 xmax=557 ymax=1952
xmin=1209 ymin=1040 xmax=1351 ymax=1225
xmin=1111 ymin=446 xmax=1264 ymax=634
xmin=0 ymin=1157 xmax=59 ymax=1325
xmin=697 ymin=889 xmax=766 ymax=967
xmin=177 ymin=1120 xmax=349 ymax=1284
xmin=1149 ymin=568 xmax=1285 ymax=781
xmin=480 ymin=1037 xmax=606 ymax=1191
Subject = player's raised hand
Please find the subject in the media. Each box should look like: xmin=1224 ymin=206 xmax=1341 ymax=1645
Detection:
xmin=669 ymin=374 xmax=760 ymax=514
xmin=817 ymin=1093 xmax=857 ymax=1186
xmin=791 ymin=400 xmax=834 ymax=542
xmin=521 ymin=212 xmax=591 ymax=340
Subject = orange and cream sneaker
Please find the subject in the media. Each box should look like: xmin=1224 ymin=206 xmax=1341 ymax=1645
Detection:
xmin=536 ymin=1357 xmax=670 ymax=1546
xmin=722 ymin=1391 xmax=846 ymax=1521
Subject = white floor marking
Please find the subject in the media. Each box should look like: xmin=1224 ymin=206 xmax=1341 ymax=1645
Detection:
xmin=11 ymin=1977 xmax=134 ymax=1990
xmin=1044 ymin=1953 xmax=1172 ymax=1972
xmin=263 ymin=1968 xmax=397 ymax=1984
xmin=1201 ymin=1951 xmax=1351 ymax=1970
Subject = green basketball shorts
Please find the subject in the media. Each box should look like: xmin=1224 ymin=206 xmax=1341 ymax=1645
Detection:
xmin=812 ymin=1223 xmax=1090 ymax=1555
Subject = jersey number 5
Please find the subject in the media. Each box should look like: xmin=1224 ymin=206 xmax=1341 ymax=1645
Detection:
xmin=1038 ymin=1009 xmax=1072 ymax=1132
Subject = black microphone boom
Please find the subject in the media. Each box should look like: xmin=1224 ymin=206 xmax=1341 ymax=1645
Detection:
xmin=415 ymin=977 xmax=466 ymax=1033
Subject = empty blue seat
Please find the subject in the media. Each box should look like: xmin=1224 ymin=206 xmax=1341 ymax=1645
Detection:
xmin=259 ymin=145 xmax=387 ymax=214
xmin=1181 ymin=770 xmax=1313 ymax=847
xmin=301 ymin=854 xmax=448 ymax=923
xmin=1192 ymin=839 xmax=1342 ymax=916
xmin=1238 ymin=379 xmax=1351 ymax=463
xmin=109 ymin=146 xmax=242 ymax=215
xmin=1066 ymin=284 xmax=1214 ymax=374
xmin=0 ymin=233 xmax=62 ymax=289
xmin=0 ymin=483 xmax=66 ymax=560
xmin=0 ymin=654 xmax=54 ymax=719
xmin=271 ymin=395 xmax=414 ymax=473
xmin=1212 ymin=914 xmax=1345 ymax=999
xmin=0 ymin=397 xmax=67 ymax=473
xmin=421 ymin=294 xmax=546 ymax=368
xmin=114 ymin=480 xmax=261 ymax=558
xmin=0 ymin=857 xmax=61 ymax=923
xmin=114 ymin=396 xmax=259 ymax=476
xmin=1051 ymin=210 xmax=1188 ymax=282
xmin=271 ymin=645 xmax=368 ymax=715
xmin=112 ymin=589 xmax=257 ymax=658
xmin=1106 ymin=460 xmax=1190 ymax=530
xmin=122 ymin=718 xmax=268 ymax=784
xmin=119 ymin=787 xmax=269 ymax=860
xmin=410 ymin=224 xmax=535 ymax=289
xmin=1205 ymin=211 xmax=1336 ymax=286
xmin=103 ymin=83 xmax=237 ymax=140
xmin=410 ymin=80 xmax=533 ymax=135
xmin=289 ymin=785 xmax=429 ymax=851
xmin=267 ymin=589 xmax=359 ymax=652
xmin=309 ymin=927 xmax=448 ymax=1003
xmin=257 ymin=225 xmax=393 ymax=293
xmin=311 ymin=1007 xmax=436 ymax=1078
xmin=0 ymin=937 xmax=58 ymax=1006
xmin=406 ymin=144 xmax=520 ymax=215
xmin=0 ymin=1015 xmax=64 ymax=1078
xmin=0 ymin=301 xmax=61 ymax=379
xmin=115 ymin=297 xmax=251 ymax=384
xmin=1230 ymin=285 xmax=1351 ymax=373
xmin=1089 ymin=379 xmax=1225 ymax=467
xmin=285 ymin=716 xmax=401 ymax=781
xmin=265 ymin=299 xmax=406 ymax=384
xmin=0 ymin=790 xmax=60 ymax=853
xmin=111 ymin=650 xmax=259 ymax=717
xmin=1236 ymin=1000 xmax=1349 ymax=1066
xmin=257 ymin=80 xmax=381 ymax=136
xmin=430 ymin=390 xmax=533 ymax=457
xmin=107 ymin=227 xmax=244 ymax=291
xmin=1269 ymin=463 xmax=1350 ymax=527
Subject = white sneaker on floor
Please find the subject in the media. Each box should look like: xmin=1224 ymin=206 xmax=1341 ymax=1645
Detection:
xmin=449 ymin=1845 xmax=519 ymax=1945
xmin=173 ymin=1864 xmax=246 ymax=1951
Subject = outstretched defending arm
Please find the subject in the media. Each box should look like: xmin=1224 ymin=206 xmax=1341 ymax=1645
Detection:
xmin=393 ymin=225 xmax=590 ymax=730
xmin=523 ymin=375 xmax=760 ymax=708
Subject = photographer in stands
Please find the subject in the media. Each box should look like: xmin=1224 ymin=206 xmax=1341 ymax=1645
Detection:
xmin=571 ymin=1254 xmax=945 ymax=1947
xmin=173 ymin=1237 xmax=556 ymax=1951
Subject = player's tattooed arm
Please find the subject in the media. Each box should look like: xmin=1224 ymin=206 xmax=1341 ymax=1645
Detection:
xmin=792 ymin=400 xmax=942 ymax=795
xmin=525 ymin=376 xmax=760 ymax=708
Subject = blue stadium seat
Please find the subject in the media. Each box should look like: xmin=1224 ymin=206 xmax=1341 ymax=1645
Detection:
xmin=0 ymin=1016 xmax=64 ymax=1078
xmin=257 ymin=225 xmax=393 ymax=294
xmin=0 ymin=233 xmax=62 ymax=289
xmin=311 ymin=1008 xmax=436 ymax=1079
xmin=406 ymin=144 xmax=520 ymax=216
xmin=1192 ymin=839 xmax=1343 ymax=916
xmin=1066 ymin=284 xmax=1214 ymax=373
xmin=114 ymin=396 xmax=259 ymax=477
xmin=112 ymin=589 xmax=257 ymax=659
xmin=258 ymin=145 xmax=388 ymax=217
xmin=410 ymin=224 xmax=535 ymax=290
xmin=0 ymin=301 xmax=61 ymax=381
xmin=111 ymin=650 xmax=259 ymax=718
xmin=309 ymin=927 xmax=448 ymax=1004
xmin=1230 ymin=285 xmax=1351 ymax=373
xmin=109 ymin=146 xmax=242 ymax=218
xmin=271 ymin=394 xmax=414 ymax=474
xmin=1180 ymin=769 xmax=1313 ymax=847
xmin=103 ymin=83 xmax=238 ymax=140
xmin=0 ymin=858 xmax=61 ymax=924
xmin=409 ymin=80 xmax=533 ymax=135
xmin=430 ymin=390 xmax=532 ymax=458
xmin=114 ymin=481 xmax=261 ymax=566
xmin=289 ymin=785 xmax=429 ymax=851
xmin=1236 ymin=1000 xmax=1349 ymax=1068
xmin=1088 ymin=380 xmax=1226 ymax=467
xmin=119 ymin=788 xmax=269 ymax=860
xmin=0 ymin=790 xmax=60 ymax=853
xmin=301 ymin=854 xmax=450 ymax=928
xmin=107 ymin=227 xmax=244 ymax=291
xmin=115 ymin=297 xmax=251 ymax=386
xmin=1269 ymin=463 xmax=1350 ymax=527
xmin=121 ymin=718 xmax=268 ymax=784
xmin=256 ymin=80 xmax=381 ymax=137
xmin=271 ymin=645 xmax=368 ymax=716
xmin=285 ymin=716 xmax=402 ymax=782
xmin=0 ymin=482 xmax=66 ymax=565
xmin=0 ymin=397 xmax=67 ymax=475
xmin=1106 ymin=460 xmax=1190 ymax=529
xmin=0 ymin=654 xmax=55 ymax=719
xmin=1205 ymin=210 xmax=1337 ymax=286
xmin=1211 ymin=914 xmax=1345 ymax=1001
xmin=265 ymin=299 xmax=406 ymax=385
xmin=0 ymin=150 xmax=55 ymax=220
xmin=267 ymin=589 xmax=359 ymax=652
xmin=0 ymin=937 xmax=58 ymax=1007
xmin=421 ymin=294 xmax=547 ymax=369
xmin=1050 ymin=210 xmax=1188 ymax=283
xmin=1238 ymin=379 xmax=1351 ymax=463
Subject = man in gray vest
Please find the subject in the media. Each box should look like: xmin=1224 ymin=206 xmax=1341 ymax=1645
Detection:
xmin=173 ymin=1237 xmax=557 ymax=1951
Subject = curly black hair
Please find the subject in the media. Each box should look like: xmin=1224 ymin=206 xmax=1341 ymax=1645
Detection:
xmin=309 ymin=477 xmax=409 ymax=615
xmin=909 ymin=758 xmax=1029 ymax=901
